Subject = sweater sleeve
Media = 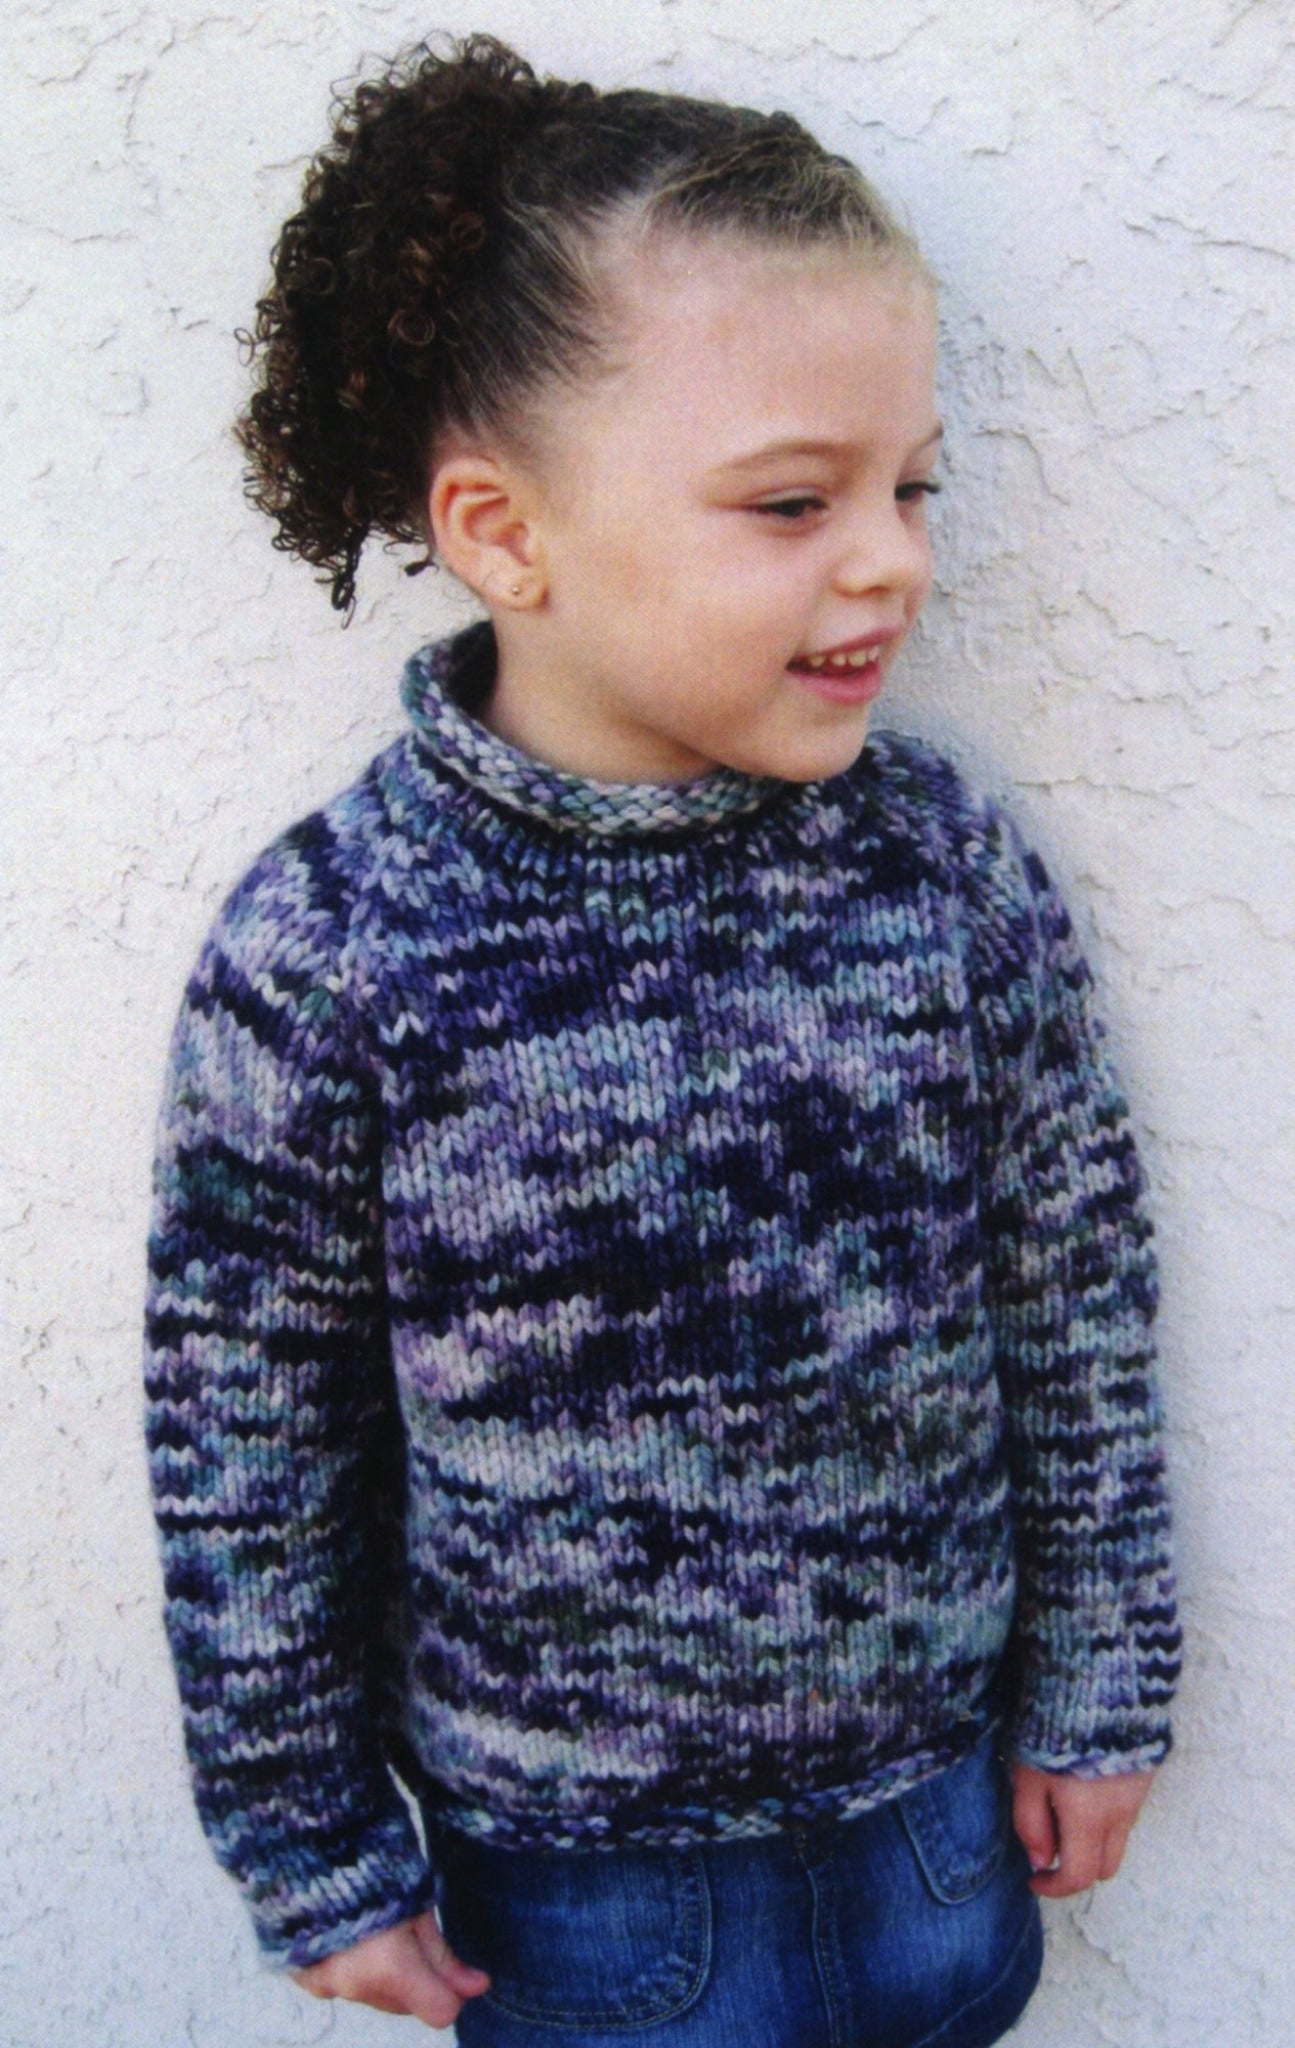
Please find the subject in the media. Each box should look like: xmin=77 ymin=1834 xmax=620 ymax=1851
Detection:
xmin=143 ymin=830 xmax=433 ymax=1966
xmin=964 ymin=801 xmax=1181 ymax=1776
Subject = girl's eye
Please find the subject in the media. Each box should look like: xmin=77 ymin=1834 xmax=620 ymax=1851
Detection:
xmin=753 ymin=495 xmax=827 ymax=522
xmin=896 ymin=480 xmax=943 ymax=503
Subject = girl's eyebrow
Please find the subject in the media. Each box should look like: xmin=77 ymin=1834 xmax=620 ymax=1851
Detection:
xmin=711 ymin=423 xmax=944 ymax=474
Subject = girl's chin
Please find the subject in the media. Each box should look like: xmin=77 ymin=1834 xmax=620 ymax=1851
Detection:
xmin=772 ymin=708 xmax=874 ymax=784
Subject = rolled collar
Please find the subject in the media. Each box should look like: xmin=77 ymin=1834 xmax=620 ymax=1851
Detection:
xmin=400 ymin=625 xmax=789 ymax=840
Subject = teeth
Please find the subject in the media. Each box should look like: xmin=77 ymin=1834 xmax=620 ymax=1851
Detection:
xmin=803 ymin=647 xmax=880 ymax=672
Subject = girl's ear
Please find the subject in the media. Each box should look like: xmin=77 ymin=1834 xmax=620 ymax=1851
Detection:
xmin=428 ymin=451 xmax=548 ymax=610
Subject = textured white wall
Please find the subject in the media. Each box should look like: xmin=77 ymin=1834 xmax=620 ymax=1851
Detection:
xmin=2 ymin=2 xmax=1291 ymax=2043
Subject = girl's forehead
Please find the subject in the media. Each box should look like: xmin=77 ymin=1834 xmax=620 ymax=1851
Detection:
xmin=599 ymin=232 xmax=935 ymax=380
xmin=521 ymin=232 xmax=939 ymax=501
xmin=587 ymin=233 xmax=938 ymax=432
xmin=610 ymin=229 xmax=928 ymax=319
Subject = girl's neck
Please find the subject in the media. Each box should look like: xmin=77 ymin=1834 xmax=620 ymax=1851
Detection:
xmin=481 ymin=623 xmax=717 ymax=788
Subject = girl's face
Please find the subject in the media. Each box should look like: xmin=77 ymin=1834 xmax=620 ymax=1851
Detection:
xmin=485 ymin=237 xmax=941 ymax=785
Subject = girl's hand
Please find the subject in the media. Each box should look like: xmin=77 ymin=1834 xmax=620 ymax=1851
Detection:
xmin=1010 ymin=1764 xmax=1155 ymax=1898
xmin=291 ymin=1910 xmax=491 ymax=2029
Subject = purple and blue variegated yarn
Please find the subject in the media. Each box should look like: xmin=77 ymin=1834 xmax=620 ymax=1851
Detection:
xmin=145 ymin=626 xmax=1180 ymax=1966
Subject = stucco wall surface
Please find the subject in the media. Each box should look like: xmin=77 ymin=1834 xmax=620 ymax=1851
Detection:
xmin=2 ymin=2 xmax=1291 ymax=2043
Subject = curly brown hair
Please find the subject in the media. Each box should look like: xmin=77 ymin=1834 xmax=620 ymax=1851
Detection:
xmin=236 ymin=33 xmax=925 ymax=614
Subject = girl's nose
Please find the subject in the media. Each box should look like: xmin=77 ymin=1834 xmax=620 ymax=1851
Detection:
xmin=832 ymin=504 xmax=932 ymax=601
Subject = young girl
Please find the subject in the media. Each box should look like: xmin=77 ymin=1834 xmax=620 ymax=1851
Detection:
xmin=145 ymin=34 xmax=1180 ymax=2047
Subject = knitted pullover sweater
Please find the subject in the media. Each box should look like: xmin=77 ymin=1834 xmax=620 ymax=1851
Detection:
xmin=145 ymin=627 xmax=1179 ymax=1968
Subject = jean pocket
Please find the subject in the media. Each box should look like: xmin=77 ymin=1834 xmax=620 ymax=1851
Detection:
xmin=894 ymin=1728 xmax=1012 ymax=1905
xmin=436 ymin=1832 xmax=712 ymax=2030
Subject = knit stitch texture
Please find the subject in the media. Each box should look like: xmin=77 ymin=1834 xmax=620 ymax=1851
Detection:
xmin=145 ymin=626 xmax=1180 ymax=1967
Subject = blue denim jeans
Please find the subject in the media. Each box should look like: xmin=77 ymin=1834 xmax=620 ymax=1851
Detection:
xmin=431 ymin=1727 xmax=1043 ymax=2048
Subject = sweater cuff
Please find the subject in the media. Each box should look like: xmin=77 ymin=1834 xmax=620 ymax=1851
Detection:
xmin=245 ymin=1806 xmax=437 ymax=1970
xmin=1004 ymin=1628 xmax=1174 ymax=1778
